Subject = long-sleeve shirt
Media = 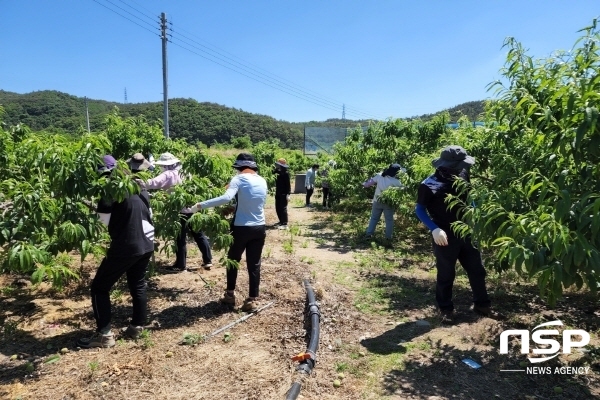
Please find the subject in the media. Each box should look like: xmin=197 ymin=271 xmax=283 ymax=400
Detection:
xmin=275 ymin=171 xmax=291 ymax=196
xmin=305 ymin=168 xmax=317 ymax=188
xmin=143 ymin=169 xmax=193 ymax=213
xmin=363 ymin=173 xmax=402 ymax=201
xmin=200 ymin=172 xmax=267 ymax=226
xmin=416 ymin=170 xmax=469 ymax=233
xmin=144 ymin=169 xmax=182 ymax=190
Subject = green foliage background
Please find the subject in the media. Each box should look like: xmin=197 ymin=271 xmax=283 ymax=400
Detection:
xmin=325 ymin=21 xmax=600 ymax=305
xmin=0 ymin=108 xmax=310 ymax=288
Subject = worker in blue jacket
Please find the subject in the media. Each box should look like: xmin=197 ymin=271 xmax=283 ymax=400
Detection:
xmin=415 ymin=145 xmax=503 ymax=324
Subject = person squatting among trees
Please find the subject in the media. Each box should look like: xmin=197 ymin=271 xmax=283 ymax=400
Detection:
xmin=304 ymin=164 xmax=319 ymax=207
xmin=192 ymin=153 xmax=267 ymax=313
xmin=273 ymin=158 xmax=291 ymax=229
xmin=415 ymin=145 xmax=503 ymax=324
xmin=363 ymin=163 xmax=404 ymax=240
xmin=137 ymin=152 xmax=213 ymax=272
xmin=319 ymin=160 xmax=336 ymax=209
xmin=76 ymin=155 xmax=155 ymax=348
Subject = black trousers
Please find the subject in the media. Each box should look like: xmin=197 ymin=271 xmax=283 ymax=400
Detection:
xmin=305 ymin=187 xmax=314 ymax=205
xmin=175 ymin=213 xmax=212 ymax=268
xmin=433 ymin=235 xmax=491 ymax=311
xmin=322 ymin=187 xmax=331 ymax=207
xmin=226 ymin=225 xmax=266 ymax=298
xmin=275 ymin=194 xmax=288 ymax=225
xmin=91 ymin=251 xmax=153 ymax=333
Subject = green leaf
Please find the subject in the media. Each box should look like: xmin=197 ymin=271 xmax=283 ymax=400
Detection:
xmin=45 ymin=355 xmax=60 ymax=364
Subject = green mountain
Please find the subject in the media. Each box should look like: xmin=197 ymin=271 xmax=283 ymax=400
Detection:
xmin=0 ymin=90 xmax=485 ymax=149
xmin=413 ymin=100 xmax=486 ymax=122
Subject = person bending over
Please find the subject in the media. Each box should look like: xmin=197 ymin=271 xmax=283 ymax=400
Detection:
xmin=415 ymin=145 xmax=502 ymax=324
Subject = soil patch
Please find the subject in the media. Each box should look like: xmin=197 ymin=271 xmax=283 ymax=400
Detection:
xmin=1 ymin=193 xmax=599 ymax=399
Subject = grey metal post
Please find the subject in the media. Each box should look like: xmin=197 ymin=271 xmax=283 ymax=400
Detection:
xmin=161 ymin=12 xmax=170 ymax=138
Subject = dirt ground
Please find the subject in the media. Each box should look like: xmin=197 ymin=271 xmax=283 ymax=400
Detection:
xmin=1 ymin=193 xmax=599 ymax=400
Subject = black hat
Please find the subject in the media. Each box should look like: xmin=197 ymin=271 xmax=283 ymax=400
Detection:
xmin=432 ymin=145 xmax=475 ymax=170
xmin=232 ymin=153 xmax=258 ymax=170
xmin=382 ymin=163 xmax=405 ymax=178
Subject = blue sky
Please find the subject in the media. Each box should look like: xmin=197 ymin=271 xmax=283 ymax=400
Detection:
xmin=1 ymin=1 xmax=598 ymax=122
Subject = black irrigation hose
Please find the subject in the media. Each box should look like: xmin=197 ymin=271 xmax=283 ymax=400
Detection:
xmin=285 ymin=279 xmax=321 ymax=400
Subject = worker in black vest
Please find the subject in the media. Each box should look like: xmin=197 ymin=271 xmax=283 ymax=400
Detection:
xmin=77 ymin=155 xmax=154 ymax=348
xmin=415 ymin=146 xmax=503 ymax=324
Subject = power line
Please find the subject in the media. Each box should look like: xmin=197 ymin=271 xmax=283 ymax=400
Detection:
xmin=91 ymin=0 xmax=383 ymax=120
xmin=168 ymin=25 xmax=380 ymax=119
xmin=168 ymin=32 xmax=373 ymax=119
xmin=169 ymin=39 xmax=349 ymax=116
xmin=115 ymin=0 xmax=158 ymax=22
xmin=168 ymin=31 xmax=378 ymax=120
xmin=100 ymin=0 xmax=158 ymax=30
xmin=91 ymin=0 xmax=159 ymax=37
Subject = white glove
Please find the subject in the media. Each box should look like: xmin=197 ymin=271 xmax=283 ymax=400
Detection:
xmin=190 ymin=204 xmax=201 ymax=213
xmin=432 ymin=228 xmax=448 ymax=246
xmin=286 ymin=195 xmax=290 ymax=201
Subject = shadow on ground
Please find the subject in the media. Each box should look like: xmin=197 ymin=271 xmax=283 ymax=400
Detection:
xmin=361 ymin=318 xmax=598 ymax=399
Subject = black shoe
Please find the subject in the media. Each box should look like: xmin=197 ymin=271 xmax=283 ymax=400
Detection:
xmin=473 ymin=306 xmax=506 ymax=320
xmin=121 ymin=325 xmax=143 ymax=340
xmin=201 ymin=262 xmax=213 ymax=270
xmin=440 ymin=309 xmax=455 ymax=325
xmin=163 ymin=265 xmax=186 ymax=273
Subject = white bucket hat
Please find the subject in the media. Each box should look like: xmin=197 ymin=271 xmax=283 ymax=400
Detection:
xmin=154 ymin=152 xmax=181 ymax=166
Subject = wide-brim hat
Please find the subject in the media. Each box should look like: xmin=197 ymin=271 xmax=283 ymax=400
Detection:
xmin=232 ymin=153 xmax=258 ymax=169
xmin=154 ymin=152 xmax=181 ymax=166
xmin=275 ymin=158 xmax=289 ymax=169
xmin=432 ymin=145 xmax=475 ymax=170
xmin=126 ymin=153 xmax=152 ymax=171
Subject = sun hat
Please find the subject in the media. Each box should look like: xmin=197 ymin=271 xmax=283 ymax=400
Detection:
xmin=432 ymin=145 xmax=475 ymax=170
xmin=153 ymin=152 xmax=181 ymax=166
xmin=232 ymin=153 xmax=258 ymax=170
xmin=126 ymin=153 xmax=152 ymax=172
xmin=97 ymin=154 xmax=117 ymax=174
xmin=275 ymin=158 xmax=289 ymax=169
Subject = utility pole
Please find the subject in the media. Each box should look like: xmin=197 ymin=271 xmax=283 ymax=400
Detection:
xmin=84 ymin=96 xmax=90 ymax=133
xmin=161 ymin=12 xmax=170 ymax=138
xmin=124 ymin=87 xmax=128 ymax=104
xmin=342 ymin=104 xmax=346 ymax=121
